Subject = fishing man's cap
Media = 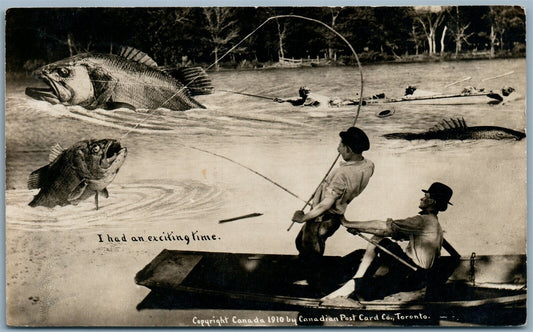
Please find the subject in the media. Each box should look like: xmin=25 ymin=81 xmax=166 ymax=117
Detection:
xmin=339 ymin=127 xmax=370 ymax=152
xmin=423 ymin=182 xmax=453 ymax=211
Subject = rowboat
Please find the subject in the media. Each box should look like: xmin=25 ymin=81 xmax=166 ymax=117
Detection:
xmin=363 ymin=92 xmax=506 ymax=106
xmin=135 ymin=249 xmax=526 ymax=326
xmin=363 ymin=87 xmax=514 ymax=106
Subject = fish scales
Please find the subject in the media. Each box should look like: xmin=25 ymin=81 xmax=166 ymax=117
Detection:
xmin=92 ymin=55 xmax=201 ymax=110
xmin=25 ymin=48 xmax=212 ymax=111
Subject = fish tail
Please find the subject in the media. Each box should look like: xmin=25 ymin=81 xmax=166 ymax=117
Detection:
xmin=167 ymin=67 xmax=214 ymax=96
xmin=28 ymin=197 xmax=39 ymax=207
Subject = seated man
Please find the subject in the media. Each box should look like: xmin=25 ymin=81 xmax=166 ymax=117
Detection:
xmin=322 ymin=182 xmax=453 ymax=302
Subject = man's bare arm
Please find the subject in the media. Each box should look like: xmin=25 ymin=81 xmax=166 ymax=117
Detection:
xmin=341 ymin=218 xmax=393 ymax=237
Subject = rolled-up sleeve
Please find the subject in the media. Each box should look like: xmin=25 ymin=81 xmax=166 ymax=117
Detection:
xmin=389 ymin=215 xmax=426 ymax=240
xmin=324 ymin=174 xmax=346 ymax=200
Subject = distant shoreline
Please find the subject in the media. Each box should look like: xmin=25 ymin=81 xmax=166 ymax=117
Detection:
xmin=6 ymin=53 xmax=525 ymax=78
xmin=215 ymin=52 xmax=525 ymax=71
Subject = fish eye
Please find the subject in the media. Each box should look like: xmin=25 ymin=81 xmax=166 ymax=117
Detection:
xmin=91 ymin=145 xmax=101 ymax=153
xmin=57 ymin=67 xmax=70 ymax=78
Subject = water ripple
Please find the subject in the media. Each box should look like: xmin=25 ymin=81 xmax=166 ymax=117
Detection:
xmin=6 ymin=180 xmax=227 ymax=231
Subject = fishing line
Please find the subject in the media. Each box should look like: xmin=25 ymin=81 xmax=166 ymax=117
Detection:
xmin=217 ymin=89 xmax=279 ymax=101
xmin=119 ymin=15 xmax=363 ymax=140
xmin=115 ymin=15 xmax=365 ymax=214
xmin=184 ymin=145 xmax=307 ymax=204
xmin=117 ymin=15 xmax=276 ymax=141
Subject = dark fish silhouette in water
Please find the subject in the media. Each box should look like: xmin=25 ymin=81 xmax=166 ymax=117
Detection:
xmin=28 ymin=139 xmax=127 ymax=209
xmin=25 ymin=47 xmax=213 ymax=111
xmin=383 ymin=118 xmax=526 ymax=141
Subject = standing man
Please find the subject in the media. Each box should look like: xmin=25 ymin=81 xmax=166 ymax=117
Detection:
xmin=292 ymin=127 xmax=374 ymax=276
xmin=321 ymin=182 xmax=453 ymax=302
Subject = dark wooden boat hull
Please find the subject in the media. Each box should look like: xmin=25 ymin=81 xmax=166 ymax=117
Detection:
xmin=364 ymin=93 xmax=503 ymax=105
xmin=135 ymin=249 xmax=526 ymax=314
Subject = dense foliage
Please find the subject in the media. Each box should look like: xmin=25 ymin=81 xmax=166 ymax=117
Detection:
xmin=5 ymin=6 xmax=526 ymax=72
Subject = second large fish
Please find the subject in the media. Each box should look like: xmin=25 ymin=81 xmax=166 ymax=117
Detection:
xmin=28 ymin=139 xmax=127 ymax=209
xmin=383 ymin=118 xmax=526 ymax=141
xmin=25 ymin=47 xmax=213 ymax=111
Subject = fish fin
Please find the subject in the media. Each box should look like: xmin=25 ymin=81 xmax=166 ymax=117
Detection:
xmin=28 ymin=197 xmax=39 ymax=207
xmin=27 ymin=165 xmax=49 ymax=190
xmin=165 ymin=67 xmax=214 ymax=96
xmin=49 ymin=143 xmax=64 ymax=163
xmin=442 ymin=119 xmax=453 ymax=129
xmin=460 ymin=117 xmax=468 ymax=129
xmin=450 ymin=118 xmax=460 ymax=128
xmin=101 ymin=188 xmax=109 ymax=198
xmin=87 ymin=69 xmax=117 ymax=108
xmin=117 ymin=46 xmax=158 ymax=67
xmin=432 ymin=119 xmax=466 ymax=132
xmin=68 ymin=181 xmax=88 ymax=202
xmin=106 ymin=102 xmax=135 ymax=110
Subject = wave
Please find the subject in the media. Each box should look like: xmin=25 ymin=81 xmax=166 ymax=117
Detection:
xmin=6 ymin=180 xmax=228 ymax=231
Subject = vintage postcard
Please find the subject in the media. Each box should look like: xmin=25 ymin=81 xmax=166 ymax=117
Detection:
xmin=5 ymin=6 xmax=526 ymax=327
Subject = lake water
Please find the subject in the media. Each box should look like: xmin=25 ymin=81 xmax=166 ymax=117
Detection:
xmin=5 ymin=58 xmax=527 ymax=326
xmin=6 ymin=58 xmax=526 ymax=255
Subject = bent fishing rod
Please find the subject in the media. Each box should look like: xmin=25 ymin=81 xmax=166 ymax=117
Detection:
xmin=117 ymin=14 xmax=365 ymax=229
xmin=115 ymin=14 xmax=458 ymax=263
xmin=274 ymin=16 xmax=365 ymax=231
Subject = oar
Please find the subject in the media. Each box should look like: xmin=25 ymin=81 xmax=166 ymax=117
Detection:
xmin=219 ymin=213 xmax=263 ymax=223
xmin=352 ymin=231 xmax=460 ymax=271
xmin=218 ymin=89 xmax=279 ymax=101
xmin=443 ymin=238 xmax=460 ymax=259
xmin=351 ymin=230 xmax=418 ymax=271
xmin=444 ymin=76 xmax=471 ymax=88
xmin=482 ymin=71 xmax=514 ymax=82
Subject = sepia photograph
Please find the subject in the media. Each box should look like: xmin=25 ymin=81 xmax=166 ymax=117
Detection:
xmin=4 ymin=5 xmax=527 ymax=327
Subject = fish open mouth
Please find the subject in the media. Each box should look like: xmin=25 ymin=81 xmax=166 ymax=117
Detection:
xmin=101 ymin=141 xmax=127 ymax=169
xmin=25 ymin=75 xmax=67 ymax=104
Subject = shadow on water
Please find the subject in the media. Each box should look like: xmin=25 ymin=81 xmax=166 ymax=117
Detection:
xmin=136 ymin=289 xmax=525 ymax=326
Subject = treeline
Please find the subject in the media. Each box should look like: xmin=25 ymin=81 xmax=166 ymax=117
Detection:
xmin=5 ymin=6 xmax=526 ymax=72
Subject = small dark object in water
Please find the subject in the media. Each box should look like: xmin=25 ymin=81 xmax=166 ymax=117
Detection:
xmin=383 ymin=118 xmax=526 ymax=141
xmin=405 ymin=86 xmax=417 ymax=96
xmin=375 ymin=109 xmax=395 ymax=118
xmin=28 ymin=139 xmax=127 ymax=209
xmin=219 ymin=213 xmax=263 ymax=223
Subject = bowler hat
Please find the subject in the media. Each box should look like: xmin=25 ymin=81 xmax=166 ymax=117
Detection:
xmin=339 ymin=127 xmax=370 ymax=152
xmin=422 ymin=182 xmax=453 ymax=211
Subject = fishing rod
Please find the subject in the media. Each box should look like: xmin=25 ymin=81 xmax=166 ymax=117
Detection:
xmin=282 ymin=15 xmax=365 ymax=231
xmin=118 ymin=14 xmax=364 ymax=215
xmin=217 ymin=89 xmax=279 ymax=101
xmin=118 ymin=16 xmax=295 ymax=141
xmin=115 ymin=16 xmax=460 ymax=266
xmin=444 ymin=76 xmax=471 ymax=88
xmin=482 ymin=70 xmax=514 ymax=82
